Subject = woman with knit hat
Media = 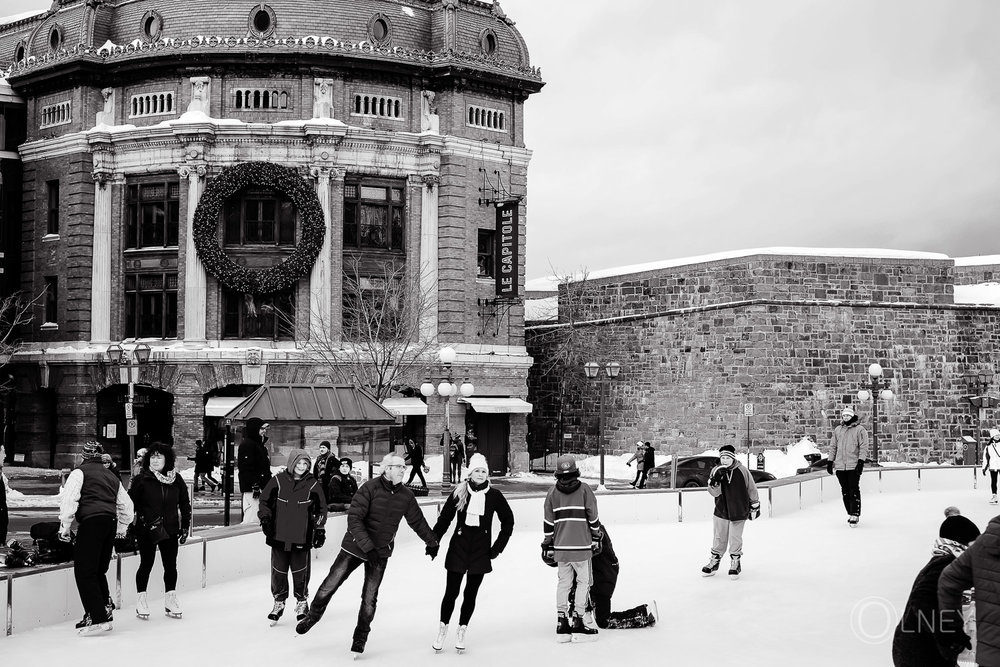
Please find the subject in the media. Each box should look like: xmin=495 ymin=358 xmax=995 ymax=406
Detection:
xmin=892 ymin=509 xmax=980 ymax=667
xmin=981 ymin=429 xmax=1000 ymax=505
xmin=828 ymin=406 xmax=869 ymax=526
xmin=430 ymin=452 xmax=514 ymax=653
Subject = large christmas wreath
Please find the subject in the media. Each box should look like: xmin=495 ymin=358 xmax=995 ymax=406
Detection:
xmin=192 ymin=162 xmax=325 ymax=294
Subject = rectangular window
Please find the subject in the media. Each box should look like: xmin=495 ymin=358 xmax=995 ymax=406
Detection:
xmin=46 ymin=180 xmax=59 ymax=234
xmin=223 ymin=189 xmax=296 ymax=246
xmin=477 ymin=229 xmax=495 ymax=278
xmin=44 ymin=276 xmax=57 ymax=323
xmin=124 ymin=272 xmax=178 ymax=338
xmin=342 ymin=275 xmax=403 ymax=342
xmin=342 ymin=179 xmax=405 ymax=251
xmin=221 ymin=288 xmax=295 ymax=340
xmin=126 ymin=180 xmax=180 ymax=248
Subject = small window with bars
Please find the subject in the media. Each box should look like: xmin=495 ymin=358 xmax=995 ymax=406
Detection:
xmin=352 ymin=94 xmax=403 ymax=120
xmin=234 ymin=89 xmax=290 ymax=110
xmin=126 ymin=181 xmax=181 ymax=248
xmin=129 ymin=92 xmax=175 ymax=118
xmin=40 ymin=101 xmax=72 ymax=128
xmin=124 ymin=272 xmax=178 ymax=338
xmin=467 ymin=105 xmax=506 ymax=132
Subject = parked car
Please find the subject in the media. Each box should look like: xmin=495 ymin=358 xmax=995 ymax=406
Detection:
xmin=644 ymin=456 xmax=777 ymax=489
xmin=796 ymin=457 xmax=829 ymax=475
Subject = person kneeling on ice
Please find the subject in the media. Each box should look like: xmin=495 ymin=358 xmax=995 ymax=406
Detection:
xmin=430 ymin=453 xmax=515 ymax=653
xmin=982 ymin=429 xmax=1000 ymax=505
xmin=542 ymin=455 xmax=602 ymax=643
xmin=258 ymin=449 xmax=328 ymax=625
xmin=295 ymin=453 xmax=439 ymax=659
xmin=702 ymin=444 xmax=759 ymax=579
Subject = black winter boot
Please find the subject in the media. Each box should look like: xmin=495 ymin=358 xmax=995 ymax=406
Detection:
xmin=570 ymin=613 xmax=598 ymax=642
xmin=556 ymin=613 xmax=572 ymax=643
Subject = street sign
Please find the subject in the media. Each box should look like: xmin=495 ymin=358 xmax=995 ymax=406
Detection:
xmin=126 ymin=418 xmax=138 ymax=436
xmin=124 ymin=402 xmax=134 ymax=419
xmin=105 ymin=423 xmax=117 ymax=439
xmin=743 ymin=403 xmax=755 ymax=417
xmin=563 ymin=433 xmax=572 ymax=439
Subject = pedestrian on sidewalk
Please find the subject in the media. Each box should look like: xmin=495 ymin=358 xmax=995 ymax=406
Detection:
xmin=625 ymin=442 xmax=644 ymax=488
xmin=542 ymin=455 xmax=602 ymax=643
xmin=189 ymin=439 xmax=220 ymax=493
xmin=827 ymin=406 xmax=869 ymax=526
xmin=404 ymin=438 xmax=428 ymax=488
xmin=128 ymin=442 xmax=192 ymax=620
xmin=638 ymin=442 xmax=655 ymax=488
xmin=258 ymin=449 xmax=328 ymax=625
xmin=702 ymin=444 xmax=759 ymax=579
xmin=238 ymin=418 xmax=272 ymax=525
xmin=326 ymin=457 xmax=358 ymax=512
xmin=430 ymin=453 xmax=514 ymax=652
xmin=892 ymin=509 xmax=980 ymax=667
xmin=982 ymin=429 xmax=1000 ymax=505
xmin=58 ymin=442 xmax=134 ymax=636
xmin=295 ymin=453 xmax=439 ymax=658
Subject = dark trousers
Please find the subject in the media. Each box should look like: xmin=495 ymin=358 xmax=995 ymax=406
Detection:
xmin=594 ymin=594 xmax=654 ymax=629
xmin=630 ymin=468 xmax=642 ymax=486
xmin=0 ymin=478 xmax=7 ymax=544
xmin=73 ymin=515 xmax=116 ymax=623
xmin=990 ymin=470 xmax=998 ymax=494
xmin=407 ymin=465 xmax=427 ymax=487
xmin=195 ymin=472 xmax=220 ymax=491
xmin=440 ymin=570 xmax=485 ymax=626
xmin=636 ymin=470 xmax=648 ymax=488
xmin=307 ymin=549 xmax=388 ymax=652
xmin=835 ymin=469 xmax=862 ymax=516
xmin=271 ymin=547 xmax=311 ymax=601
xmin=136 ymin=533 xmax=179 ymax=592
xmin=450 ymin=459 xmax=462 ymax=483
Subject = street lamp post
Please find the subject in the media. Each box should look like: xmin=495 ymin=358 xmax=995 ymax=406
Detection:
xmin=963 ymin=372 xmax=998 ymax=465
xmin=857 ymin=363 xmax=893 ymax=465
xmin=583 ymin=361 xmax=621 ymax=489
xmin=106 ymin=342 xmax=152 ymax=474
xmin=420 ymin=347 xmax=474 ymax=495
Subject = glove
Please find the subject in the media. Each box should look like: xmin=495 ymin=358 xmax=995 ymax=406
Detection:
xmin=425 ymin=544 xmax=439 ymax=560
xmin=312 ymin=528 xmax=326 ymax=549
xmin=749 ymin=501 xmax=761 ymax=521
xmin=179 ymin=530 xmax=188 ymax=545
xmin=826 ymin=461 xmax=834 ymax=475
xmin=855 ymin=460 xmax=865 ymax=474
xmin=260 ymin=519 xmax=274 ymax=539
xmin=626 ymin=462 xmax=632 ymax=467
xmin=489 ymin=545 xmax=501 ymax=560
xmin=709 ymin=468 xmax=725 ymax=485
xmin=540 ymin=543 xmax=556 ymax=568
xmin=936 ymin=628 xmax=973 ymax=662
xmin=58 ymin=529 xmax=72 ymax=543
xmin=591 ymin=539 xmax=603 ymax=556
xmin=252 ymin=486 xmax=261 ymax=499
xmin=984 ymin=468 xmax=989 ymax=476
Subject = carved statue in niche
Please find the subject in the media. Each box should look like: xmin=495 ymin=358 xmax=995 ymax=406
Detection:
xmin=313 ymin=79 xmax=334 ymax=119
xmin=188 ymin=76 xmax=210 ymax=115
xmin=420 ymin=90 xmax=439 ymax=133
xmin=95 ymin=87 xmax=114 ymax=127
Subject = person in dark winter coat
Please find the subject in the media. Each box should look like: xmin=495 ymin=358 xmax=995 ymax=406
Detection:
xmin=59 ymin=442 xmax=134 ymax=635
xmin=939 ymin=514 xmax=1000 ymax=666
xmin=313 ymin=441 xmax=335 ymax=497
xmin=258 ymin=449 xmax=328 ymax=624
xmin=542 ymin=455 xmax=602 ymax=643
xmin=702 ymin=444 xmax=759 ymax=578
xmin=828 ymin=406 xmax=869 ymax=526
xmin=238 ymin=418 xmax=272 ymax=525
xmin=0 ymin=446 xmax=8 ymax=545
xmin=404 ymin=438 xmax=427 ymax=488
xmin=295 ymin=453 xmax=439 ymax=657
xmin=430 ymin=453 xmax=514 ymax=652
xmin=450 ymin=436 xmax=464 ymax=483
xmin=188 ymin=439 xmax=220 ymax=492
xmin=326 ymin=457 xmax=359 ymax=512
xmin=128 ymin=442 xmax=192 ymax=620
xmin=638 ymin=442 xmax=655 ymax=488
xmin=892 ymin=510 xmax=981 ymax=667
xmin=584 ymin=525 xmax=656 ymax=629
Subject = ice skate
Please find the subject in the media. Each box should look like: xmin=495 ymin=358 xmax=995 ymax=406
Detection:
xmin=555 ymin=613 xmax=572 ymax=643
xmin=77 ymin=619 xmax=112 ymax=636
xmin=648 ymin=600 xmax=658 ymax=625
xmin=432 ymin=622 xmax=449 ymax=652
xmin=268 ymin=600 xmax=286 ymax=626
xmin=701 ymin=552 xmax=721 ymax=576
xmin=990 ymin=495 xmax=998 ymax=505
xmin=136 ymin=592 xmax=150 ymax=620
xmin=294 ymin=599 xmax=309 ymax=621
xmin=570 ymin=613 xmax=598 ymax=642
xmin=848 ymin=515 xmax=860 ymax=527
xmin=728 ymin=554 xmax=742 ymax=579
xmin=165 ymin=591 xmax=182 ymax=618
xmin=455 ymin=625 xmax=467 ymax=653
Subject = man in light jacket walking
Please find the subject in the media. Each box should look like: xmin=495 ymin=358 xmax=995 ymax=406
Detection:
xmin=827 ymin=406 xmax=869 ymax=527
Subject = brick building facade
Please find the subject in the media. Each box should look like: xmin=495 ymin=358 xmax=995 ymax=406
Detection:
xmin=0 ymin=0 xmax=542 ymax=471
xmin=526 ymin=250 xmax=1000 ymax=465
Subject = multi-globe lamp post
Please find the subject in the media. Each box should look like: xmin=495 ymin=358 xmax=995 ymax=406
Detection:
xmin=583 ymin=360 xmax=621 ymax=489
xmin=105 ymin=341 xmax=152 ymax=473
xmin=420 ymin=346 xmax=474 ymax=495
xmin=857 ymin=363 xmax=893 ymax=465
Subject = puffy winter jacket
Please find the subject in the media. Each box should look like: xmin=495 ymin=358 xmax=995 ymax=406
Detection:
xmin=543 ymin=477 xmax=601 ymax=562
xmin=258 ymin=450 xmax=327 ymax=551
xmin=893 ymin=553 xmax=961 ymax=667
xmin=128 ymin=470 xmax=192 ymax=537
xmin=939 ymin=516 xmax=1000 ymax=666
xmin=829 ymin=417 xmax=869 ymax=471
xmin=339 ymin=474 xmax=437 ymax=560
xmin=707 ymin=461 xmax=759 ymax=521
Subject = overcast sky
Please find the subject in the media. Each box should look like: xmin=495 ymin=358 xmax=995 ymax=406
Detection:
xmin=6 ymin=0 xmax=1000 ymax=279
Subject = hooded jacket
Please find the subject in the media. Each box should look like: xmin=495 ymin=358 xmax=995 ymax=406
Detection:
xmin=542 ymin=475 xmax=601 ymax=562
xmin=237 ymin=417 xmax=272 ymax=491
xmin=829 ymin=415 xmax=870 ymax=471
xmin=707 ymin=460 xmax=759 ymax=521
xmin=257 ymin=449 xmax=327 ymax=551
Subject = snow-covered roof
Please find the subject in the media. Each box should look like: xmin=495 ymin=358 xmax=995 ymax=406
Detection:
xmin=0 ymin=8 xmax=46 ymax=27
xmin=954 ymin=282 xmax=1000 ymax=306
xmin=954 ymin=255 xmax=1000 ymax=267
xmin=524 ymin=296 xmax=557 ymax=322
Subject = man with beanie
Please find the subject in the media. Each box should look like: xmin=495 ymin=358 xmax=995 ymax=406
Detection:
xmin=542 ymin=454 xmax=602 ymax=643
xmin=58 ymin=442 xmax=134 ymax=635
xmin=982 ymin=429 xmax=1000 ymax=505
xmin=238 ymin=417 xmax=272 ymax=524
xmin=295 ymin=453 xmax=438 ymax=658
xmin=828 ymin=406 xmax=869 ymax=526
xmin=892 ymin=509 xmax=980 ymax=667
xmin=702 ymin=444 xmax=759 ymax=579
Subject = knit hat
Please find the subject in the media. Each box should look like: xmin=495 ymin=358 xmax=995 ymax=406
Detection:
xmin=555 ymin=455 xmax=578 ymax=476
xmin=719 ymin=444 xmax=736 ymax=460
xmin=990 ymin=428 xmax=1000 ymax=440
xmin=468 ymin=453 xmax=489 ymax=473
xmin=82 ymin=441 xmax=103 ymax=460
xmin=842 ymin=407 xmax=856 ymax=419
xmin=339 ymin=457 xmax=353 ymax=468
xmin=939 ymin=514 xmax=980 ymax=545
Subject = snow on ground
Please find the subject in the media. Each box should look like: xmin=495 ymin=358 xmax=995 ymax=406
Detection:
xmin=2 ymin=485 xmax=995 ymax=666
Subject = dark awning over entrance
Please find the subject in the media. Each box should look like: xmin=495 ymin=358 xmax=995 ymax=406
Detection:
xmin=224 ymin=384 xmax=398 ymax=425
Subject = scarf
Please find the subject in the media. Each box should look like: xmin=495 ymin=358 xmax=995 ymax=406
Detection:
xmin=933 ymin=537 xmax=968 ymax=559
xmin=152 ymin=469 xmax=177 ymax=485
xmin=464 ymin=480 xmax=489 ymax=527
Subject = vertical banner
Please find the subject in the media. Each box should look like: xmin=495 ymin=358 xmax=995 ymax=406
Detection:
xmin=495 ymin=201 xmax=519 ymax=297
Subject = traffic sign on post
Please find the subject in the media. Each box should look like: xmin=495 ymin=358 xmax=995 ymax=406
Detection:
xmin=124 ymin=402 xmax=134 ymax=419
xmin=743 ymin=403 xmax=755 ymax=417
xmin=126 ymin=418 xmax=138 ymax=436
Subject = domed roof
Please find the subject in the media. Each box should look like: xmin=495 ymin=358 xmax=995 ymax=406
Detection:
xmin=0 ymin=0 xmax=541 ymax=89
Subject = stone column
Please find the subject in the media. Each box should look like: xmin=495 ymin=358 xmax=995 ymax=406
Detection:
xmin=309 ymin=167 xmax=332 ymax=343
xmin=179 ymin=165 xmax=208 ymax=343
xmin=419 ymin=174 xmax=440 ymax=342
xmin=89 ymin=170 xmax=113 ymax=343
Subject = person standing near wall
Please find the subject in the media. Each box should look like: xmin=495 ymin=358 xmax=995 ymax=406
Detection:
xmin=58 ymin=442 xmax=134 ymax=636
xmin=238 ymin=418 xmax=272 ymax=524
xmin=625 ymin=442 xmax=644 ymax=488
xmin=981 ymin=429 xmax=1000 ymax=505
xmin=827 ymin=407 xmax=869 ymax=527
xmin=639 ymin=442 xmax=655 ymax=489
